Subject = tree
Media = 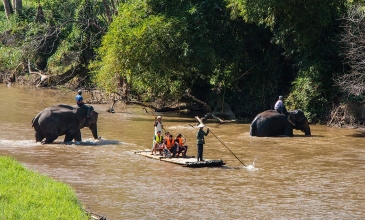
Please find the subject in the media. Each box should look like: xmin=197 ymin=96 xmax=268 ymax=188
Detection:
xmin=2 ymin=0 xmax=22 ymax=19
xmin=12 ymin=0 xmax=21 ymax=13
xmin=2 ymin=0 xmax=13 ymax=19
xmin=337 ymin=4 xmax=365 ymax=96
xmin=227 ymin=0 xmax=348 ymax=120
xmin=91 ymin=0 xmax=291 ymax=115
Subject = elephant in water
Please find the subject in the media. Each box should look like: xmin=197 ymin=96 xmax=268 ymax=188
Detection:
xmin=250 ymin=109 xmax=311 ymax=137
xmin=32 ymin=104 xmax=99 ymax=144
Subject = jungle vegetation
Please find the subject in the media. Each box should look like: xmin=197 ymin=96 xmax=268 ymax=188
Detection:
xmin=1 ymin=0 xmax=365 ymax=122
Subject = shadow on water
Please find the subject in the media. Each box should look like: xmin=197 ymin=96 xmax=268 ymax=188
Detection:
xmin=345 ymin=131 xmax=365 ymax=138
xmin=43 ymin=139 xmax=126 ymax=146
xmin=295 ymin=134 xmax=325 ymax=138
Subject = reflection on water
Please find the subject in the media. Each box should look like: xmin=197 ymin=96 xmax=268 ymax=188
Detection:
xmin=0 ymin=86 xmax=364 ymax=219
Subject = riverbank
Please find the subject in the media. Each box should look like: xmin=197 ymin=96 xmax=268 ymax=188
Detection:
xmin=0 ymin=156 xmax=88 ymax=219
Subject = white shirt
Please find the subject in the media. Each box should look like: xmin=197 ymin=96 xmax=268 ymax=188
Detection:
xmin=154 ymin=121 xmax=163 ymax=134
xmin=274 ymin=100 xmax=284 ymax=110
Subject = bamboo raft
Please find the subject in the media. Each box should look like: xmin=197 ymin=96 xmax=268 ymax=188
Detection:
xmin=133 ymin=150 xmax=225 ymax=168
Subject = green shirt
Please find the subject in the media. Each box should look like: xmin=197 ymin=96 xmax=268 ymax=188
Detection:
xmin=196 ymin=129 xmax=209 ymax=144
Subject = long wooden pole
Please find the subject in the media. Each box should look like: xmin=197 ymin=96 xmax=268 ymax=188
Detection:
xmin=189 ymin=124 xmax=246 ymax=167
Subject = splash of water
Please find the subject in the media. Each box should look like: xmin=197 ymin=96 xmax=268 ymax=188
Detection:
xmin=74 ymin=138 xmax=123 ymax=145
xmin=0 ymin=140 xmax=39 ymax=147
xmin=245 ymin=157 xmax=258 ymax=171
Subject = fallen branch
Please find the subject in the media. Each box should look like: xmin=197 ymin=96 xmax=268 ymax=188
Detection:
xmin=185 ymin=88 xmax=235 ymax=124
xmin=28 ymin=60 xmax=50 ymax=87
xmin=195 ymin=113 xmax=236 ymax=124
xmin=185 ymin=89 xmax=211 ymax=112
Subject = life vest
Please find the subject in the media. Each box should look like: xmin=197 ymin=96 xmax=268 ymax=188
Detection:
xmin=154 ymin=135 xmax=163 ymax=144
xmin=176 ymin=137 xmax=183 ymax=146
xmin=165 ymin=138 xmax=174 ymax=149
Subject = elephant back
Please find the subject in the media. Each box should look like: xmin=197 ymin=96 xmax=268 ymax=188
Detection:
xmin=250 ymin=110 xmax=290 ymax=137
xmin=56 ymin=104 xmax=75 ymax=110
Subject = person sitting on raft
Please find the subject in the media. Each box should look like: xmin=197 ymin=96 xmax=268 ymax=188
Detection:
xmin=164 ymin=131 xmax=170 ymax=140
xmin=152 ymin=131 xmax=164 ymax=155
xmin=164 ymin=134 xmax=176 ymax=158
xmin=175 ymin=133 xmax=188 ymax=157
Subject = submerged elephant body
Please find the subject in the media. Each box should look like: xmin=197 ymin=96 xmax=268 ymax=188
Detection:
xmin=250 ymin=110 xmax=311 ymax=137
xmin=32 ymin=104 xmax=99 ymax=143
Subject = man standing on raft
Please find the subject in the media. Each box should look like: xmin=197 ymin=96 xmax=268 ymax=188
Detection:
xmin=196 ymin=124 xmax=209 ymax=162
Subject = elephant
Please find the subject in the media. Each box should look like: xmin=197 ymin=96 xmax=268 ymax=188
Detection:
xmin=32 ymin=104 xmax=99 ymax=144
xmin=250 ymin=109 xmax=311 ymax=137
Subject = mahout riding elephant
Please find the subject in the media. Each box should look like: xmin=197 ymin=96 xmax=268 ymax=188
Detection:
xmin=32 ymin=104 xmax=99 ymax=144
xmin=250 ymin=109 xmax=311 ymax=137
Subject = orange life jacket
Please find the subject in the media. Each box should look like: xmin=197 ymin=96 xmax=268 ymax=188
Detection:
xmin=165 ymin=138 xmax=174 ymax=149
xmin=176 ymin=137 xmax=183 ymax=146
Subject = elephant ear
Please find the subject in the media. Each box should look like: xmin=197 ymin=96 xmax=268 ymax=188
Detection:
xmin=287 ymin=114 xmax=296 ymax=126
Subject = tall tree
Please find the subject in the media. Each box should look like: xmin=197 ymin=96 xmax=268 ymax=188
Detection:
xmin=227 ymin=0 xmax=348 ymax=120
xmin=2 ymin=0 xmax=13 ymax=19
xmin=337 ymin=5 xmax=365 ymax=97
xmin=91 ymin=0 xmax=290 ymax=115
xmin=12 ymin=0 xmax=21 ymax=13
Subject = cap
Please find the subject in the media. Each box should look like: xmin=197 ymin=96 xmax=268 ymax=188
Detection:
xmin=78 ymin=90 xmax=82 ymax=94
xmin=198 ymin=124 xmax=205 ymax=128
xmin=279 ymin=95 xmax=283 ymax=100
xmin=157 ymin=116 xmax=162 ymax=119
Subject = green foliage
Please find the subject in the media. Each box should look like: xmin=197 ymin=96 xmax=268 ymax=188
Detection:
xmin=91 ymin=0 xmax=192 ymax=100
xmin=287 ymin=70 xmax=329 ymax=121
xmin=0 ymin=45 xmax=22 ymax=71
xmin=92 ymin=0 xmax=292 ymax=110
xmin=227 ymin=0 xmax=347 ymax=118
xmin=0 ymin=13 xmax=16 ymax=32
xmin=0 ymin=0 xmax=362 ymax=120
xmin=48 ymin=0 xmax=107 ymax=75
xmin=0 ymin=156 xmax=88 ymax=219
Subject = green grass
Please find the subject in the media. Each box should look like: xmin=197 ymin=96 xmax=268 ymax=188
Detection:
xmin=0 ymin=156 xmax=88 ymax=220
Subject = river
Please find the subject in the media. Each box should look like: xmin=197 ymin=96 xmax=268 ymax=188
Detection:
xmin=0 ymin=86 xmax=364 ymax=219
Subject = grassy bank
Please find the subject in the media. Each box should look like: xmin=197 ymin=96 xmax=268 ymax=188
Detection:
xmin=0 ymin=156 xmax=88 ymax=219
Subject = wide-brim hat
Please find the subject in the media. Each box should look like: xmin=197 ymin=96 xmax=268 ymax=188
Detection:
xmin=198 ymin=124 xmax=205 ymax=128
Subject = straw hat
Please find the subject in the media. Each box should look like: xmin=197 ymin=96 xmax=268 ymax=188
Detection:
xmin=198 ymin=124 xmax=205 ymax=128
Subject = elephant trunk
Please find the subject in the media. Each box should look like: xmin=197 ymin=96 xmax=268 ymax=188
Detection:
xmin=90 ymin=124 xmax=99 ymax=139
xmin=302 ymin=120 xmax=311 ymax=136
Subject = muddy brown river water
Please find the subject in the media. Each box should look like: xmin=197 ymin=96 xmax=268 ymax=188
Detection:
xmin=0 ymin=86 xmax=364 ymax=219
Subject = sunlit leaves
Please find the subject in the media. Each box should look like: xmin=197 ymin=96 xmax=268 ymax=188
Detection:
xmin=91 ymin=0 xmax=185 ymax=99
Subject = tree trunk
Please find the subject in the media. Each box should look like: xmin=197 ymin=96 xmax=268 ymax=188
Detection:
xmin=118 ymin=76 xmax=128 ymax=99
xmin=35 ymin=3 xmax=46 ymax=23
xmin=110 ymin=0 xmax=118 ymax=16
xmin=102 ymin=0 xmax=112 ymax=23
xmin=13 ymin=0 xmax=21 ymax=13
xmin=2 ymin=0 xmax=13 ymax=19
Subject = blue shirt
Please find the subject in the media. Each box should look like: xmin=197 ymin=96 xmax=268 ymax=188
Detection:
xmin=76 ymin=94 xmax=83 ymax=106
